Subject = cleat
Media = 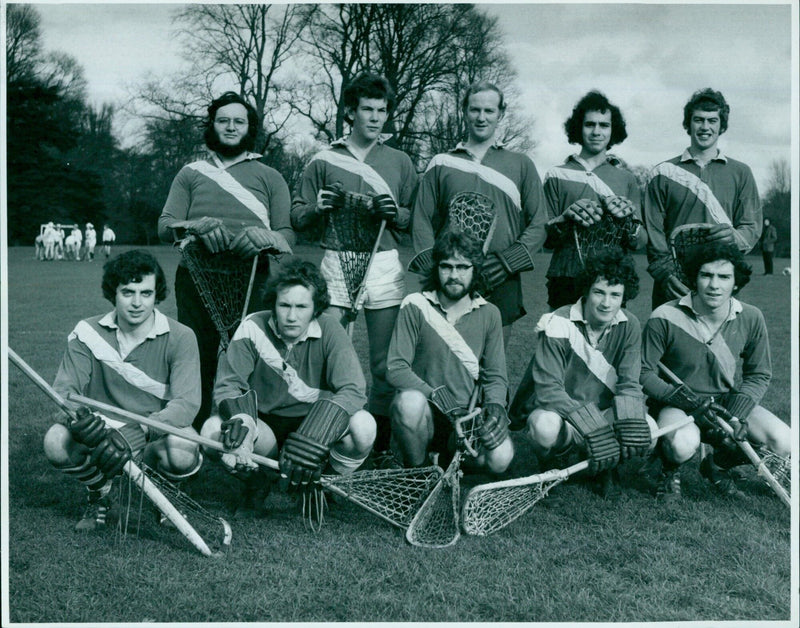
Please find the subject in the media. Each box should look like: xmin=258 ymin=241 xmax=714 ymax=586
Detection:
xmin=75 ymin=495 xmax=110 ymax=532
xmin=233 ymin=481 xmax=272 ymax=520
xmin=656 ymin=469 xmax=681 ymax=502
xmin=371 ymin=449 xmax=402 ymax=470
xmin=700 ymin=455 xmax=746 ymax=498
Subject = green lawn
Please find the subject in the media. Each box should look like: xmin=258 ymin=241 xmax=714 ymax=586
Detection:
xmin=4 ymin=244 xmax=794 ymax=624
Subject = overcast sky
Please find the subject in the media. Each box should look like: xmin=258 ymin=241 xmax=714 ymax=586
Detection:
xmin=33 ymin=1 xmax=796 ymax=192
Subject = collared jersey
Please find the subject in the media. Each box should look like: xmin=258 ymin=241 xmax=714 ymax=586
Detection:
xmin=53 ymin=309 xmax=201 ymax=428
xmin=386 ymin=291 xmax=507 ymax=408
xmin=510 ymin=300 xmax=643 ymax=422
xmin=641 ymin=294 xmax=771 ymax=405
xmin=544 ymin=155 xmax=644 ymax=278
xmin=644 ymin=149 xmax=762 ymax=270
xmin=291 ymin=138 xmax=418 ymax=251
xmin=158 ymin=152 xmax=294 ymax=248
xmin=412 ymin=144 xmax=547 ymax=265
xmin=213 ymin=311 xmax=367 ymax=417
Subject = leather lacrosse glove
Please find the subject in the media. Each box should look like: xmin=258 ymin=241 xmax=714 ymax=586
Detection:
xmin=230 ymin=226 xmax=292 ymax=257
xmin=89 ymin=424 xmax=146 ymax=479
xmin=220 ymin=417 xmax=250 ymax=450
xmin=710 ymin=402 xmax=748 ymax=442
xmin=612 ymin=396 xmax=651 ymax=460
xmin=478 ymin=403 xmax=510 ymax=450
xmin=601 ymin=195 xmax=635 ymax=218
xmin=69 ymin=407 xmax=107 ymax=448
xmin=565 ymin=403 xmax=620 ymax=474
xmin=370 ymin=194 xmax=398 ymax=223
xmin=564 ymin=199 xmax=603 ymax=227
xmin=183 ymin=216 xmax=232 ymax=253
xmin=218 ymin=391 xmax=259 ymax=474
xmin=481 ymin=254 xmax=509 ymax=291
xmin=704 ymin=223 xmax=737 ymax=246
xmin=316 ymin=183 xmax=344 ymax=214
xmin=280 ymin=432 xmax=329 ymax=488
xmin=429 ymin=386 xmax=465 ymax=423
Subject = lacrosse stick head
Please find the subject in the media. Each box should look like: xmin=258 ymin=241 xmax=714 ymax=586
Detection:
xmin=446 ymin=191 xmax=497 ymax=255
xmin=405 ymin=452 xmax=463 ymax=548
xmin=756 ymin=449 xmax=790 ymax=495
xmin=179 ymin=238 xmax=263 ymax=349
xmin=572 ymin=212 xmax=636 ymax=268
xmin=669 ymin=223 xmax=714 ymax=285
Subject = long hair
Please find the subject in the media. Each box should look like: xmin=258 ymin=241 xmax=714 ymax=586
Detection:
xmin=102 ymin=250 xmax=167 ymax=304
xmin=203 ymin=92 xmax=260 ymax=152
xmin=564 ymin=90 xmax=628 ymax=149
xmin=574 ymin=249 xmax=639 ymax=305
xmin=682 ymin=88 xmax=729 ymax=134
xmin=422 ymin=230 xmax=488 ymax=298
xmin=261 ymin=258 xmax=331 ymax=317
xmin=683 ymin=242 xmax=751 ymax=294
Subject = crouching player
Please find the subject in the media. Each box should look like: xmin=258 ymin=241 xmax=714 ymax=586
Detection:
xmin=44 ymin=250 xmax=203 ymax=531
xmin=641 ymin=242 xmax=790 ymax=500
xmin=510 ymin=249 xmax=653 ymax=496
xmin=201 ymin=258 xmax=375 ymax=516
xmin=386 ymin=231 xmax=513 ymax=473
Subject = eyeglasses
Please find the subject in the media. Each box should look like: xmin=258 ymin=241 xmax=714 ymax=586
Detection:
xmin=439 ymin=262 xmax=473 ymax=273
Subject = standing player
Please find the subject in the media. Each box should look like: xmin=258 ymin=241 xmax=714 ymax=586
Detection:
xmin=760 ymin=218 xmax=778 ymax=275
xmin=68 ymin=226 xmax=83 ymax=261
xmin=543 ymin=91 xmax=646 ymax=309
xmin=644 ymin=88 xmax=762 ymax=308
xmin=84 ymin=222 xmax=97 ymax=261
xmin=158 ymin=92 xmax=295 ymax=430
xmin=386 ymin=231 xmax=513 ymax=473
xmin=102 ymin=224 xmax=116 ymax=259
xmin=640 ymin=242 xmax=789 ymax=499
xmin=201 ymin=259 xmax=374 ymax=515
xmin=44 ymin=250 xmax=202 ymax=530
xmin=291 ymin=72 xmax=417 ymax=466
xmin=510 ymin=250 xmax=651 ymax=495
xmin=410 ymin=81 xmax=547 ymax=339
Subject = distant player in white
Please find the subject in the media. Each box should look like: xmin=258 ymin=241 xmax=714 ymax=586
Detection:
xmin=102 ymin=224 xmax=116 ymax=258
xmin=84 ymin=223 xmax=97 ymax=261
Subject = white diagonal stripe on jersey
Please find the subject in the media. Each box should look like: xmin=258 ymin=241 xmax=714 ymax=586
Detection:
xmin=188 ymin=161 xmax=271 ymax=229
xmin=427 ymin=154 xmax=521 ymax=211
xmin=650 ymin=306 xmax=737 ymax=388
xmin=234 ymin=318 xmax=320 ymax=404
xmin=649 ymin=163 xmax=732 ymax=227
xmin=310 ymin=150 xmax=396 ymax=203
xmin=402 ymin=293 xmax=480 ymax=381
xmin=544 ymin=167 xmax=616 ymax=198
xmin=71 ymin=322 xmax=169 ymax=399
xmin=535 ymin=312 xmax=618 ymax=393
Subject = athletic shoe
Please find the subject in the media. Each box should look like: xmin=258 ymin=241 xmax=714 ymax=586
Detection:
xmin=591 ymin=468 xmax=621 ymax=498
xmin=656 ymin=469 xmax=681 ymax=502
xmin=75 ymin=494 xmax=110 ymax=532
xmin=699 ymin=455 xmax=746 ymax=498
xmin=233 ymin=481 xmax=272 ymax=519
xmin=370 ymin=449 xmax=402 ymax=470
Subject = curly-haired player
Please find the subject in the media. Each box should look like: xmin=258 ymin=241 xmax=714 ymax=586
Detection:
xmin=543 ymin=90 xmax=646 ymax=309
xmin=201 ymin=258 xmax=374 ymax=516
xmin=510 ymin=249 xmax=653 ymax=496
xmin=644 ymin=88 xmax=762 ymax=308
xmin=44 ymin=250 xmax=202 ymax=531
xmin=641 ymin=242 xmax=789 ymax=500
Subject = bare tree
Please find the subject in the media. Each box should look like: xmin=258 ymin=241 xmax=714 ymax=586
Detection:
xmin=765 ymin=157 xmax=789 ymax=196
xmin=5 ymin=4 xmax=42 ymax=84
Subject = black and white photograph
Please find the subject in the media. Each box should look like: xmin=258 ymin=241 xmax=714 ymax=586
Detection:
xmin=2 ymin=1 xmax=797 ymax=625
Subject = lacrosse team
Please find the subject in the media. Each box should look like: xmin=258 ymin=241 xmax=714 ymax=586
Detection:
xmin=46 ymin=74 xmax=790 ymax=537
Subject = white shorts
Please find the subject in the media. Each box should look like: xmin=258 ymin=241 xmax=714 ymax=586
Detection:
xmin=320 ymin=249 xmax=405 ymax=309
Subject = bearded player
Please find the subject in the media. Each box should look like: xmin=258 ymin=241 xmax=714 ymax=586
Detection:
xmin=386 ymin=231 xmax=513 ymax=473
xmin=201 ymin=258 xmax=374 ymax=516
xmin=510 ymin=249 xmax=653 ymax=496
xmin=291 ymin=72 xmax=417 ymax=468
xmin=640 ymin=242 xmax=790 ymax=500
xmin=158 ymin=92 xmax=295 ymax=431
xmin=44 ymin=250 xmax=202 ymax=531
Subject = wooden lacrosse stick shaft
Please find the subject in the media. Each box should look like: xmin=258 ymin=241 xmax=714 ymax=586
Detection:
xmin=657 ymin=361 xmax=790 ymax=508
xmin=347 ymin=219 xmax=387 ymax=338
xmin=67 ymin=393 xmax=279 ymax=472
xmin=8 ymin=349 xmax=218 ymax=557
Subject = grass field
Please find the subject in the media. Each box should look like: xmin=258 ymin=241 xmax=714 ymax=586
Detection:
xmin=4 ymin=244 xmax=795 ymax=624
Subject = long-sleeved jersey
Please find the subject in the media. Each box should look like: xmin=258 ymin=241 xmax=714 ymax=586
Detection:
xmin=213 ymin=311 xmax=367 ymax=418
xmin=510 ymin=301 xmax=643 ymax=422
xmin=53 ymin=310 xmax=201 ymax=428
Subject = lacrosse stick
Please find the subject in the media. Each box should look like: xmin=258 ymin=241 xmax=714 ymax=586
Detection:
xmin=347 ymin=219 xmax=387 ymax=338
xmin=572 ymin=212 xmax=638 ymax=268
xmin=71 ymin=394 xmax=445 ymax=530
xmin=657 ymin=362 xmax=790 ymax=508
xmin=8 ymin=349 xmax=230 ymax=558
xmin=406 ymin=386 xmax=482 ymax=548
xmin=669 ymin=222 xmax=713 ymax=285
xmin=446 ymin=191 xmax=497 ymax=255
xmin=461 ymin=415 xmax=695 ymax=537
xmin=178 ymin=237 xmax=262 ymax=350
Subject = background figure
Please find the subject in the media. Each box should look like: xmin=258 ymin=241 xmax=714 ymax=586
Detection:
xmin=102 ymin=225 xmax=116 ymax=259
xmin=760 ymin=218 xmax=777 ymax=275
xmin=84 ymin=223 xmax=97 ymax=261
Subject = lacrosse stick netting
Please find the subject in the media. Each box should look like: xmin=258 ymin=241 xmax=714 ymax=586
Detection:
xmin=757 ymin=449 xmax=790 ymax=495
xmin=446 ymin=191 xmax=497 ymax=254
xmin=572 ymin=212 xmax=637 ymax=267
xmin=405 ymin=407 xmax=482 ymax=548
xmin=321 ymin=465 xmax=444 ymax=529
xmin=669 ymin=223 xmax=713 ymax=284
xmin=178 ymin=238 xmax=260 ymax=349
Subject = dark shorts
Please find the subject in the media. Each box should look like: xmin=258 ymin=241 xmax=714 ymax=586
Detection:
xmin=259 ymin=413 xmax=304 ymax=448
xmin=487 ymin=275 xmax=526 ymax=326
